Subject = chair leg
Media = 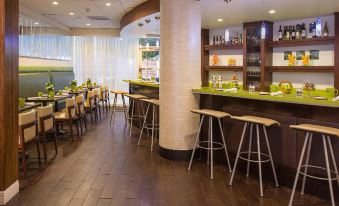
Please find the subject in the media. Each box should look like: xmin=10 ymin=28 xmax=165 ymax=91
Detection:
xmin=263 ymin=125 xmax=279 ymax=187
xmin=21 ymin=146 xmax=27 ymax=178
xmin=246 ymin=123 xmax=253 ymax=176
xmin=288 ymin=132 xmax=310 ymax=206
xmin=322 ymin=135 xmax=335 ymax=206
xmin=90 ymin=108 xmax=93 ymax=124
xmin=54 ymin=129 xmax=58 ymax=154
xmin=326 ymin=135 xmax=339 ymax=186
xmin=210 ymin=117 xmax=214 ymax=180
xmin=42 ymin=134 xmax=48 ymax=163
xmin=218 ymin=118 xmax=232 ymax=173
xmin=301 ymin=133 xmax=313 ymax=194
xmin=229 ymin=122 xmax=248 ymax=186
xmin=36 ymin=140 xmax=41 ymax=167
xmin=188 ymin=115 xmax=205 ymax=170
xmin=79 ymin=117 xmax=83 ymax=135
xmin=76 ymin=120 xmax=80 ymax=137
xmin=70 ymin=122 xmax=74 ymax=142
xmin=138 ymin=103 xmax=150 ymax=146
xmin=84 ymin=114 xmax=87 ymax=130
xmin=256 ymin=124 xmax=263 ymax=197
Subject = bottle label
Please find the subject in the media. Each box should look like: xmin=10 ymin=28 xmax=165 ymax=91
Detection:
xmin=278 ymin=32 xmax=282 ymax=39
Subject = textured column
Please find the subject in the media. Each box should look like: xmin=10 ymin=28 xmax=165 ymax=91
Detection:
xmin=159 ymin=0 xmax=201 ymax=160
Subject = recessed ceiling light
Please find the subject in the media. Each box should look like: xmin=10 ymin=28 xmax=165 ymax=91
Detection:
xmin=34 ymin=22 xmax=39 ymax=25
xmin=86 ymin=23 xmax=91 ymax=26
xmin=105 ymin=2 xmax=111 ymax=6
xmin=217 ymin=19 xmax=223 ymax=22
xmin=69 ymin=12 xmax=75 ymax=16
xmin=269 ymin=9 xmax=276 ymax=14
xmin=52 ymin=1 xmax=59 ymax=5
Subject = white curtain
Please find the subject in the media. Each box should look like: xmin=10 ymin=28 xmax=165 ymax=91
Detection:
xmin=73 ymin=36 xmax=139 ymax=104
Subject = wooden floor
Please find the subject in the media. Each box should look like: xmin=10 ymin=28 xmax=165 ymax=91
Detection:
xmin=7 ymin=111 xmax=332 ymax=206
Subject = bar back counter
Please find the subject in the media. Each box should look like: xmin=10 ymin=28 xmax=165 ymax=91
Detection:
xmin=195 ymin=88 xmax=339 ymax=200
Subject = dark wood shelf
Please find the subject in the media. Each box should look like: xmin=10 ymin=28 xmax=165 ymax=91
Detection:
xmin=266 ymin=66 xmax=334 ymax=73
xmin=204 ymin=66 xmax=243 ymax=71
xmin=204 ymin=44 xmax=243 ymax=51
xmin=269 ymin=37 xmax=335 ymax=48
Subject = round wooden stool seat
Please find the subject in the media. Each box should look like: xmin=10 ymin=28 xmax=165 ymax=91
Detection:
xmin=191 ymin=109 xmax=231 ymax=119
xmin=142 ymin=99 xmax=159 ymax=106
xmin=111 ymin=90 xmax=128 ymax=95
xmin=290 ymin=124 xmax=339 ymax=137
xmin=124 ymin=94 xmax=147 ymax=100
xmin=231 ymin=116 xmax=280 ymax=127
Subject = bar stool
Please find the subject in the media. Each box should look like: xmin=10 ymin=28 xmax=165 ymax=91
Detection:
xmin=110 ymin=90 xmax=128 ymax=126
xmin=124 ymin=94 xmax=148 ymax=138
xmin=188 ymin=109 xmax=232 ymax=179
xmin=289 ymin=124 xmax=339 ymax=206
xmin=229 ymin=116 xmax=280 ymax=196
xmin=138 ymin=99 xmax=159 ymax=151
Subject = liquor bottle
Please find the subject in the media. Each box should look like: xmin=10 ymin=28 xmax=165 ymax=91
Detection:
xmin=315 ymin=17 xmax=321 ymax=38
xmin=323 ymin=21 xmax=329 ymax=37
xmin=301 ymin=23 xmax=306 ymax=39
xmin=239 ymin=34 xmax=243 ymax=44
xmin=220 ymin=36 xmax=223 ymax=45
xmin=283 ymin=26 xmax=287 ymax=40
xmin=278 ymin=25 xmax=283 ymax=40
xmin=312 ymin=22 xmax=317 ymax=38
xmin=295 ymin=24 xmax=300 ymax=39
xmin=286 ymin=26 xmax=290 ymax=40
xmin=213 ymin=36 xmax=216 ymax=45
xmin=235 ymin=33 xmax=239 ymax=44
xmin=291 ymin=26 xmax=296 ymax=40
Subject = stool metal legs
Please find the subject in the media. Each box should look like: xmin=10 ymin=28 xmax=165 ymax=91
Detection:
xmin=138 ymin=103 xmax=159 ymax=151
xmin=188 ymin=115 xmax=205 ymax=171
xmin=289 ymin=133 xmax=337 ymax=206
xmin=110 ymin=94 xmax=128 ymax=126
xmin=229 ymin=123 xmax=279 ymax=197
xmin=229 ymin=123 xmax=248 ymax=186
xmin=188 ymin=115 xmax=232 ymax=180
xmin=218 ymin=118 xmax=232 ymax=173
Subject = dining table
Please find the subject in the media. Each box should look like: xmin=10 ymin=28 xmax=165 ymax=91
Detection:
xmin=19 ymin=102 xmax=42 ymax=113
xmin=25 ymin=95 xmax=70 ymax=112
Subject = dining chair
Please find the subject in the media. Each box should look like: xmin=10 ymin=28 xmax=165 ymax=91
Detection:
xmin=76 ymin=94 xmax=87 ymax=134
xmin=55 ymin=97 xmax=80 ymax=141
xmin=84 ymin=91 xmax=95 ymax=123
xmin=37 ymin=104 xmax=57 ymax=162
xmin=19 ymin=110 xmax=41 ymax=177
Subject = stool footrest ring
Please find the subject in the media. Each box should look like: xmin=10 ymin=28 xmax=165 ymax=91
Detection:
xmin=238 ymin=152 xmax=271 ymax=163
xmin=299 ymin=165 xmax=338 ymax=181
xmin=196 ymin=141 xmax=225 ymax=150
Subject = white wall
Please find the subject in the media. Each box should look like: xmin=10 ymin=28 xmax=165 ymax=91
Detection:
xmin=207 ymin=15 xmax=335 ymax=89
xmin=19 ymin=57 xmax=73 ymax=67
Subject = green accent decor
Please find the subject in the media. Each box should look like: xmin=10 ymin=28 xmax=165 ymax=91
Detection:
xmin=19 ymin=66 xmax=73 ymax=73
xmin=123 ymin=80 xmax=159 ymax=88
xmin=192 ymin=87 xmax=339 ymax=108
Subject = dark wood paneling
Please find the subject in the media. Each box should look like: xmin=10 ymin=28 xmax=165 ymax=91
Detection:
xmin=120 ymin=0 xmax=160 ymax=30
xmin=201 ymin=29 xmax=209 ymax=86
xmin=199 ymin=94 xmax=339 ymax=200
xmin=267 ymin=66 xmax=334 ymax=73
xmin=269 ymin=36 xmax=335 ymax=48
xmin=0 ymin=0 xmax=19 ymax=191
xmin=335 ymin=12 xmax=339 ymax=90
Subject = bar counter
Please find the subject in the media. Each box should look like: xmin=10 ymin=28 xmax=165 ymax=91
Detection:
xmin=193 ymin=87 xmax=339 ymax=199
xmin=124 ymin=80 xmax=159 ymax=99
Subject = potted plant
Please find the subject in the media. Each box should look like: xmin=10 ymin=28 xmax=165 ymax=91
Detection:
xmin=86 ymin=78 xmax=92 ymax=87
xmin=70 ymin=79 xmax=78 ymax=91
xmin=45 ymin=82 xmax=55 ymax=98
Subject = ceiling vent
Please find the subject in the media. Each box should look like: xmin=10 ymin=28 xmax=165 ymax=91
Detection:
xmin=87 ymin=16 xmax=111 ymax=20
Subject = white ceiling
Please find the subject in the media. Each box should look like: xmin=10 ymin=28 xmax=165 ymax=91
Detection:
xmin=19 ymin=0 xmax=339 ymax=30
xmin=19 ymin=0 xmax=147 ymax=29
xmin=201 ymin=0 xmax=339 ymax=28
